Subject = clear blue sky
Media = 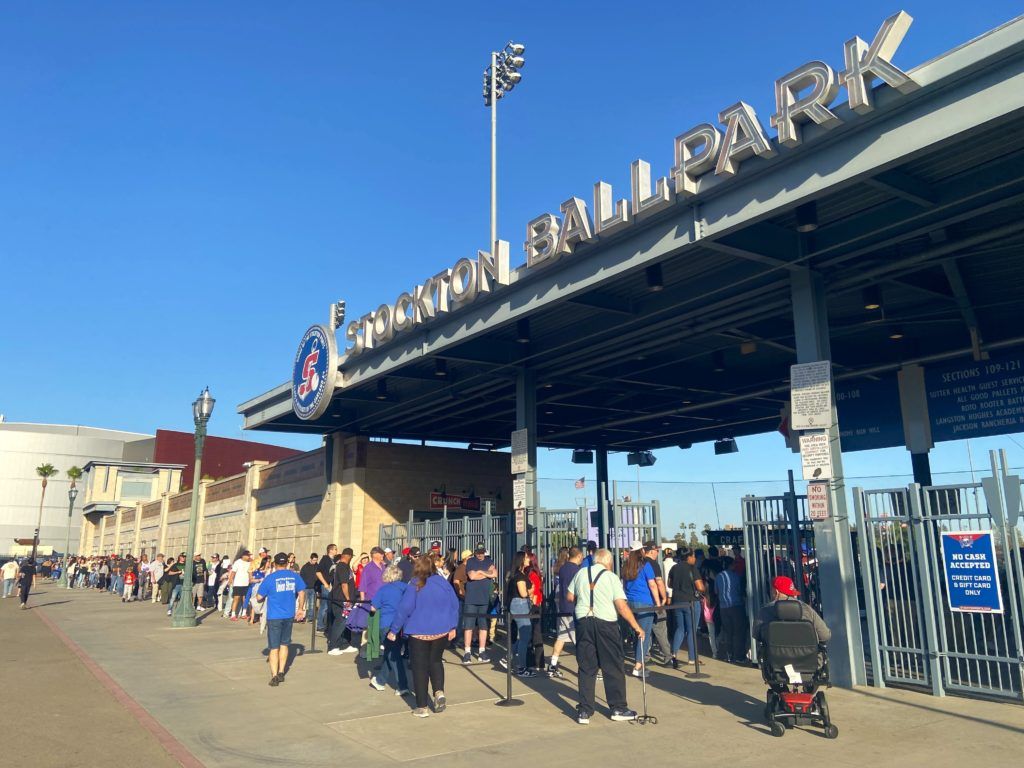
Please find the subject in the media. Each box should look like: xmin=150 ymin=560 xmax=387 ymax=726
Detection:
xmin=2 ymin=2 xmax=1023 ymax=531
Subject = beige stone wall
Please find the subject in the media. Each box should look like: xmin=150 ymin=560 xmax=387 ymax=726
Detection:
xmin=75 ymin=438 xmax=513 ymax=559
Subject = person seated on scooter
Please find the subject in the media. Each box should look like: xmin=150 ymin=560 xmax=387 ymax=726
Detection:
xmin=752 ymin=576 xmax=830 ymax=648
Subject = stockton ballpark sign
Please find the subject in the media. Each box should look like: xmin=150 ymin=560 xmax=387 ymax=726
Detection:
xmin=297 ymin=11 xmax=920 ymax=416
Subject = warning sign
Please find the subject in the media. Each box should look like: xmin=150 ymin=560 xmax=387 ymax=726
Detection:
xmin=807 ymin=481 xmax=831 ymax=521
xmin=513 ymin=476 xmax=526 ymax=511
xmin=514 ymin=506 xmax=526 ymax=534
xmin=791 ymin=360 xmax=833 ymax=430
xmin=799 ymin=431 xmax=833 ymax=481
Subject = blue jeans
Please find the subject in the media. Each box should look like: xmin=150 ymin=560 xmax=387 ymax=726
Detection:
xmin=2 ymin=579 xmax=13 ymax=598
xmin=374 ymin=636 xmax=408 ymax=691
xmin=304 ymin=589 xmax=316 ymax=622
xmin=317 ymin=585 xmax=330 ymax=629
xmin=510 ymin=597 xmax=532 ymax=669
xmin=671 ymin=602 xmax=701 ymax=661
xmin=629 ymin=601 xmax=656 ymax=664
xmin=168 ymin=584 xmax=182 ymax=610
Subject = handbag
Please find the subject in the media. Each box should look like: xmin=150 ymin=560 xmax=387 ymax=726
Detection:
xmin=701 ymin=597 xmax=715 ymax=624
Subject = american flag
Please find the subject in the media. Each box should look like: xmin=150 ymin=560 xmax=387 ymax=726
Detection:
xmin=574 ymin=476 xmax=585 ymax=489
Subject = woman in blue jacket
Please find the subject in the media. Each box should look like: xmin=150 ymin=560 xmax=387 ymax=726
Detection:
xmin=370 ymin=563 xmax=409 ymax=695
xmin=388 ymin=554 xmax=460 ymax=717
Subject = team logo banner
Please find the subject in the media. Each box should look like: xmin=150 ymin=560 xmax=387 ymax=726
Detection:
xmin=292 ymin=324 xmax=338 ymax=421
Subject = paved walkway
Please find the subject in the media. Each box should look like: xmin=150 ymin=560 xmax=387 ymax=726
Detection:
xmin=5 ymin=586 xmax=1023 ymax=767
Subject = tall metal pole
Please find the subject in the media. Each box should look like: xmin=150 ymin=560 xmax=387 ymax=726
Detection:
xmin=62 ymin=490 xmax=77 ymax=587
xmin=172 ymin=420 xmax=206 ymax=628
xmin=490 ymin=51 xmax=498 ymax=253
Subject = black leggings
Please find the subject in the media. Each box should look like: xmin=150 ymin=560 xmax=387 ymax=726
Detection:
xmin=408 ymin=636 xmax=447 ymax=709
xmin=19 ymin=581 xmax=31 ymax=605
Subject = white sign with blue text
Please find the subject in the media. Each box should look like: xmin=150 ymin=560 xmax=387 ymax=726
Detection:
xmin=940 ymin=531 xmax=1004 ymax=614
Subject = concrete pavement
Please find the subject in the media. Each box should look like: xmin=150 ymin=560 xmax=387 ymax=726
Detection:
xmin=5 ymin=585 xmax=1023 ymax=767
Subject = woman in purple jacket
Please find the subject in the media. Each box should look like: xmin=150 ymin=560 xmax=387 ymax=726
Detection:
xmin=388 ymin=554 xmax=460 ymax=717
xmin=348 ymin=547 xmax=387 ymax=649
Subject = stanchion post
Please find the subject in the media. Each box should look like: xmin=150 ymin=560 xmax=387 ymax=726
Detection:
xmin=495 ymin=608 xmax=523 ymax=707
xmin=307 ymin=592 xmax=321 ymax=654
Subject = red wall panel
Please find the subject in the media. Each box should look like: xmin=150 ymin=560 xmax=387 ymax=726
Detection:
xmin=153 ymin=429 xmax=303 ymax=488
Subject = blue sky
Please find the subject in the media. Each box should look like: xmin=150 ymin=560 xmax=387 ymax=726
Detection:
xmin=2 ymin=2 xmax=1023 ymax=530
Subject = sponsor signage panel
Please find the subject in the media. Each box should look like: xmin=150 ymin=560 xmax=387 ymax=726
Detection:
xmin=428 ymin=493 xmax=482 ymax=512
xmin=926 ymin=352 xmax=1024 ymax=442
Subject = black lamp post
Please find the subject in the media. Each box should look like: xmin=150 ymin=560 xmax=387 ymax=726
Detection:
xmin=61 ymin=486 xmax=78 ymax=587
xmin=172 ymin=387 xmax=215 ymax=628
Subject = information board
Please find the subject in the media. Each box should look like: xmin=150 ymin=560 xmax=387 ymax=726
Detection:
xmin=791 ymin=361 xmax=833 ymax=430
xmin=807 ymin=481 xmax=831 ymax=521
xmin=511 ymin=429 xmax=529 ymax=474
xmin=940 ymin=531 xmax=1003 ymax=613
xmin=512 ymin=476 xmax=526 ymax=511
xmin=799 ymin=431 xmax=833 ymax=480
xmin=835 ymin=377 xmax=904 ymax=452
xmin=926 ymin=352 xmax=1024 ymax=442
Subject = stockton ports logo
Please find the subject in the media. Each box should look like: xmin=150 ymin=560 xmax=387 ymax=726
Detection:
xmin=291 ymin=324 xmax=338 ymax=421
xmin=951 ymin=532 xmax=982 ymax=548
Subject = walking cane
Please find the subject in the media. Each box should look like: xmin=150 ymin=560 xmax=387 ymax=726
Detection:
xmin=633 ymin=645 xmax=658 ymax=724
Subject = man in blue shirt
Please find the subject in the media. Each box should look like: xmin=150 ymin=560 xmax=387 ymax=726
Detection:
xmin=714 ymin=556 xmax=748 ymax=664
xmin=256 ymin=552 xmax=304 ymax=687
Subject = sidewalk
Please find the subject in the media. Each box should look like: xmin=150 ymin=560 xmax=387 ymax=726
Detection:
xmin=8 ymin=586 xmax=1024 ymax=767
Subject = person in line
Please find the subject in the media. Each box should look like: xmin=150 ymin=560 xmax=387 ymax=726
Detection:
xmin=388 ymin=555 xmax=460 ymax=717
xmin=580 ymin=541 xmax=598 ymax=568
xmin=327 ymin=549 xmax=357 ymax=655
xmin=315 ymin=544 xmax=338 ymax=632
xmin=369 ymin=562 xmax=410 ymax=696
xmin=136 ymin=554 xmax=150 ymax=600
xmin=715 ymin=556 xmax=747 ymax=663
xmin=165 ymin=554 xmax=185 ymax=616
xmin=255 ymin=552 xmax=305 ymax=687
xmin=397 ymin=546 xmax=419 ymax=583
xmin=667 ymin=547 xmax=705 ymax=668
xmin=191 ymin=553 xmax=208 ymax=610
xmin=349 ymin=547 xmax=386 ymax=652
xmin=548 ymin=546 xmax=583 ymax=678
xmin=149 ymin=554 xmax=165 ymax=604
xmin=1 ymin=557 xmax=18 ymax=598
xmin=299 ymin=553 xmax=319 ymax=623
xmin=122 ymin=565 xmax=136 ymax=602
xmin=567 ymin=548 xmax=641 ymax=724
xmin=229 ymin=551 xmax=252 ymax=620
xmin=642 ymin=541 xmax=672 ymax=665
xmin=247 ymin=555 xmax=269 ymax=626
xmin=699 ymin=547 xmax=723 ymax=658
xmin=753 ymin=575 xmax=830 ymax=648
xmin=461 ymin=543 xmax=496 ymax=664
xmin=501 ymin=552 xmax=536 ymax=678
xmin=525 ymin=550 xmax=545 ymax=670
xmin=17 ymin=558 xmax=37 ymax=608
xmin=621 ymin=546 xmax=661 ymax=678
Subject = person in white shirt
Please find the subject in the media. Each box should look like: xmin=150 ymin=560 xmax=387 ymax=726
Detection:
xmin=149 ymin=554 xmax=165 ymax=604
xmin=1 ymin=559 xmax=18 ymax=598
xmin=218 ymin=556 xmax=232 ymax=615
xmin=229 ymin=551 xmax=252 ymax=620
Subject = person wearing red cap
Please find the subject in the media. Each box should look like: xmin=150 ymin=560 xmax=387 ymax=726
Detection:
xmin=752 ymin=575 xmax=831 ymax=646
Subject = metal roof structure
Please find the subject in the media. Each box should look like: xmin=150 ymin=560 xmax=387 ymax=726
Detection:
xmin=240 ymin=15 xmax=1024 ymax=453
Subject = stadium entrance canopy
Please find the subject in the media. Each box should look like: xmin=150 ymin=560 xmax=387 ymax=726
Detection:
xmin=240 ymin=12 xmax=1024 ymax=687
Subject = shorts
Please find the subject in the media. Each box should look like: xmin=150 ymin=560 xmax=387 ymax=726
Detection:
xmin=232 ymin=586 xmax=248 ymax=598
xmin=463 ymin=602 xmax=490 ymax=630
xmin=266 ymin=618 xmax=294 ymax=648
xmin=556 ymin=615 xmax=576 ymax=643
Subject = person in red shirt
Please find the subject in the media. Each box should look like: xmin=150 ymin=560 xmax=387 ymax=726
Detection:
xmin=525 ymin=550 xmax=544 ymax=670
xmin=122 ymin=567 xmax=137 ymax=603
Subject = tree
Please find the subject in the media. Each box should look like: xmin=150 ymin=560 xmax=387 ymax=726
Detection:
xmin=66 ymin=465 xmax=83 ymax=489
xmin=688 ymin=532 xmax=701 ymax=549
xmin=674 ymin=522 xmax=689 ymax=546
xmin=34 ymin=463 xmax=59 ymax=559
xmin=702 ymin=523 xmax=712 ymax=533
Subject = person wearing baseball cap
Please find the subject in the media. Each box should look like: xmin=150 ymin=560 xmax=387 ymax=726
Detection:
xmin=398 ymin=546 xmax=419 ymax=583
xmin=751 ymin=575 xmax=831 ymax=648
xmin=256 ymin=552 xmax=305 ymax=686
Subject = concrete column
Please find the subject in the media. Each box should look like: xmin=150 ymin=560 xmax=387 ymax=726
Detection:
xmin=193 ymin=479 xmax=211 ymax=556
xmin=132 ymin=502 xmax=143 ymax=555
xmin=156 ymin=493 xmax=170 ymax=555
xmin=790 ymin=268 xmax=866 ymax=687
xmin=112 ymin=509 xmax=123 ymax=555
xmin=330 ymin=433 xmax=347 ymax=547
xmin=898 ymin=363 xmax=935 ymax=487
xmin=515 ymin=368 xmax=538 ymax=552
xmin=240 ymin=461 xmax=268 ymax=555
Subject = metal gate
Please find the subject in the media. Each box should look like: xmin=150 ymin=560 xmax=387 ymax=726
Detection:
xmin=741 ymin=492 xmax=817 ymax=661
xmin=378 ymin=511 xmax=510 ymax=583
xmin=855 ymin=469 xmax=1024 ymax=700
xmin=607 ymin=499 xmax=661 ymax=574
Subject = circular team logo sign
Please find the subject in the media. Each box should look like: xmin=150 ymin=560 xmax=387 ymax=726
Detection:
xmin=291 ymin=324 xmax=338 ymax=421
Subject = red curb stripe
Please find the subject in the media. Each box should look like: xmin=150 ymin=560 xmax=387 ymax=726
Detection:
xmin=34 ymin=608 xmax=205 ymax=768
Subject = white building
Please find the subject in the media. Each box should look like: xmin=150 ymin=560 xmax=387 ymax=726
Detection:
xmin=0 ymin=421 xmax=151 ymax=555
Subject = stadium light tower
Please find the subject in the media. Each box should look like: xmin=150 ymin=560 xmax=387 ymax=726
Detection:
xmin=483 ymin=42 xmax=526 ymax=253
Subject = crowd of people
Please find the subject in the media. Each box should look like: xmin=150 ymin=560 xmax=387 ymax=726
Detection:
xmin=27 ymin=537 xmax=788 ymax=725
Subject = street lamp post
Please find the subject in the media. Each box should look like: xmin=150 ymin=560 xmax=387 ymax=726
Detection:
xmin=62 ymin=486 xmax=78 ymax=588
xmin=172 ymin=386 xmax=215 ymax=628
xmin=483 ymin=42 xmax=526 ymax=251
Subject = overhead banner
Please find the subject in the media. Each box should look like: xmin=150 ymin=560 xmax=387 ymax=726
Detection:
xmin=940 ymin=531 xmax=1003 ymax=614
xmin=835 ymin=377 xmax=904 ymax=452
xmin=926 ymin=352 xmax=1024 ymax=442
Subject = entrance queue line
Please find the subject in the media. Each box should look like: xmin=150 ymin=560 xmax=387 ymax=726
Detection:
xmin=46 ymin=539 xmax=826 ymax=728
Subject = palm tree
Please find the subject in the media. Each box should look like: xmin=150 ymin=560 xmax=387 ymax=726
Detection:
xmin=33 ymin=463 xmax=59 ymax=560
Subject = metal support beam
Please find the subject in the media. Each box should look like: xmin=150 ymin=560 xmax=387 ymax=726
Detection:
xmin=863 ymin=169 xmax=935 ymax=207
xmin=515 ymin=368 xmax=537 ymax=553
xmin=790 ymin=268 xmax=865 ymax=688
xmin=941 ymin=258 xmax=986 ymax=360
xmin=595 ymin=448 xmax=609 ymax=548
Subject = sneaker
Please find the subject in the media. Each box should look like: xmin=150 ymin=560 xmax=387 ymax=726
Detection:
xmin=610 ymin=708 xmax=638 ymax=722
xmin=230 ymin=616 xmax=238 ymax=622
xmin=277 ymin=673 xmax=285 ymax=683
xmin=498 ymin=657 xmax=509 ymax=670
xmin=670 ymin=658 xmax=679 ymax=670
xmin=339 ymin=646 xmax=358 ymax=654
xmin=475 ymin=650 xmax=488 ymax=664
xmin=328 ymin=648 xmax=345 ymax=656
xmin=394 ymin=688 xmax=411 ymax=697
xmin=576 ymin=706 xmax=591 ymax=725
xmin=462 ymin=652 xmax=473 ymax=665
xmin=547 ymin=665 xmax=564 ymax=679
xmin=167 ymin=609 xmax=172 ymax=616
xmin=434 ymin=692 xmax=446 ymax=713
xmin=515 ymin=668 xmax=537 ymax=678
xmin=369 ymin=680 xmax=386 ymax=691
xmin=411 ymin=707 xmax=431 ymax=718
xmin=269 ymin=675 xmax=280 ymax=687
xmin=631 ymin=668 xmax=649 ymax=679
